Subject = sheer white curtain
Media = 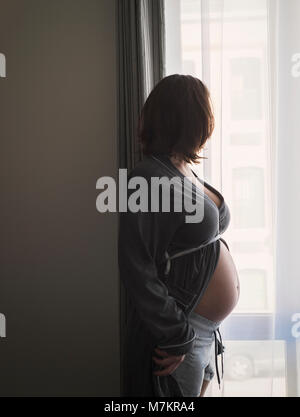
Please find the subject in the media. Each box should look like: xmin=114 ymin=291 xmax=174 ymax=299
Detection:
xmin=274 ymin=0 xmax=300 ymax=398
xmin=165 ymin=0 xmax=300 ymax=397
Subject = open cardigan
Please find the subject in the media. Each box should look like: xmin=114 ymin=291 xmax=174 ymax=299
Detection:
xmin=118 ymin=154 xmax=230 ymax=396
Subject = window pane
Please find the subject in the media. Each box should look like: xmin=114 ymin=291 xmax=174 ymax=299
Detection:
xmin=233 ymin=167 xmax=265 ymax=229
xmin=237 ymin=269 xmax=268 ymax=311
xmin=230 ymin=57 xmax=263 ymax=120
xmin=230 ymin=132 xmax=262 ymax=146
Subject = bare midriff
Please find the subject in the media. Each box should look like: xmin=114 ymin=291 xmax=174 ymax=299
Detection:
xmin=192 ymin=239 xmax=240 ymax=322
xmin=192 ymin=184 xmax=240 ymax=322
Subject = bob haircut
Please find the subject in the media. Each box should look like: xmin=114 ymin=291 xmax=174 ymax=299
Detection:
xmin=138 ymin=74 xmax=215 ymax=164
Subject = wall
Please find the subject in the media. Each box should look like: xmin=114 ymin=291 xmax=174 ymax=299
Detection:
xmin=0 ymin=0 xmax=119 ymax=396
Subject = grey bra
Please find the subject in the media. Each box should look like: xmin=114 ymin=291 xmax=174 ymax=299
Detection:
xmin=150 ymin=154 xmax=230 ymax=276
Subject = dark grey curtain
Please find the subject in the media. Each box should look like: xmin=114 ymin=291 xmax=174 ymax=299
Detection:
xmin=117 ymin=0 xmax=166 ymax=170
xmin=116 ymin=0 xmax=166 ymax=395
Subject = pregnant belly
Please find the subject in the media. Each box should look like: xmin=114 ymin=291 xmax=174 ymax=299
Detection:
xmin=192 ymin=240 xmax=240 ymax=322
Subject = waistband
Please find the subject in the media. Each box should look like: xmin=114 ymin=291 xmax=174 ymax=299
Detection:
xmin=188 ymin=311 xmax=225 ymax=389
xmin=188 ymin=310 xmax=221 ymax=334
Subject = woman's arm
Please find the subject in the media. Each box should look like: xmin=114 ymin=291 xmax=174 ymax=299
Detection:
xmin=118 ymin=202 xmax=196 ymax=357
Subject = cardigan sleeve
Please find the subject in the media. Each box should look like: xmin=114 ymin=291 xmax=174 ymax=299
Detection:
xmin=118 ymin=183 xmax=196 ymax=356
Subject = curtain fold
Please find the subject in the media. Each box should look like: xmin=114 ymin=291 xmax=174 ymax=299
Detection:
xmin=117 ymin=0 xmax=165 ymax=171
xmin=275 ymin=0 xmax=300 ymax=397
xmin=116 ymin=0 xmax=166 ymax=396
xmin=202 ymin=0 xmax=277 ymax=397
xmin=200 ymin=0 xmax=224 ymax=189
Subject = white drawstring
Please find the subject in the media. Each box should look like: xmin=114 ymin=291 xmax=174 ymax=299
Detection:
xmin=164 ymin=233 xmax=223 ymax=275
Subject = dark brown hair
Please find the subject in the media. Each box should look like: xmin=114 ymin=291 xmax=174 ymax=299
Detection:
xmin=138 ymin=74 xmax=215 ymax=164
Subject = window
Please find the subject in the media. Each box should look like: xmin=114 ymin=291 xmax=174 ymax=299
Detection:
xmin=165 ymin=0 xmax=286 ymax=397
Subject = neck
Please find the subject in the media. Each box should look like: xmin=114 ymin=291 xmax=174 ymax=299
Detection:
xmin=169 ymin=154 xmax=193 ymax=177
xmin=169 ymin=154 xmax=187 ymax=169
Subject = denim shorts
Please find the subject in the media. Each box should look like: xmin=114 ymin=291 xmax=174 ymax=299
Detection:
xmin=171 ymin=311 xmax=222 ymax=397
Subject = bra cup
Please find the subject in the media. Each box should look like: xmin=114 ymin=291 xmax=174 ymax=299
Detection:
xmin=172 ymin=197 xmax=220 ymax=249
xmin=219 ymin=202 xmax=231 ymax=234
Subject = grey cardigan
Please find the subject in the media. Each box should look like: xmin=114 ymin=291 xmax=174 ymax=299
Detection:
xmin=118 ymin=154 xmax=230 ymax=396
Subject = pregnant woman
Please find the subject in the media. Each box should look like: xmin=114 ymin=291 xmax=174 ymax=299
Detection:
xmin=118 ymin=74 xmax=240 ymax=397
xmin=163 ymin=154 xmax=240 ymax=397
